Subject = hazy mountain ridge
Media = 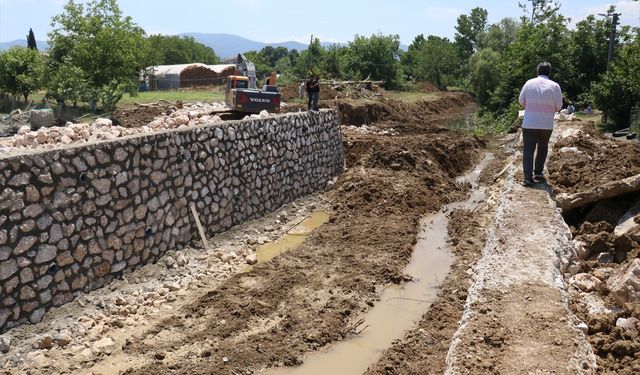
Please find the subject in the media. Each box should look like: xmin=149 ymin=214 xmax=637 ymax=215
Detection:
xmin=0 ymin=33 xmax=406 ymax=58
xmin=180 ymin=33 xmax=339 ymax=59
xmin=0 ymin=39 xmax=49 ymax=51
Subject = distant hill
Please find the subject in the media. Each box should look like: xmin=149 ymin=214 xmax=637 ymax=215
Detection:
xmin=182 ymin=33 xmax=343 ymax=59
xmin=0 ymin=33 xmax=406 ymax=57
xmin=0 ymin=39 xmax=49 ymax=51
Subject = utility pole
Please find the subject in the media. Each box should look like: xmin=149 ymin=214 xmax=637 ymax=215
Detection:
xmin=598 ymin=9 xmax=622 ymax=125
xmin=599 ymin=10 xmax=621 ymax=71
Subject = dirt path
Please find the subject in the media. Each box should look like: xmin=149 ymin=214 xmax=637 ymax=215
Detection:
xmin=444 ymin=124 xmax=596 ymax=374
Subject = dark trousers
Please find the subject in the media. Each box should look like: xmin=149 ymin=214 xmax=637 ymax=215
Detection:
xmin=522 ymin=128 xmax=553 ymax=179
xmin=307 ymin=92 xmax=319 ymax=111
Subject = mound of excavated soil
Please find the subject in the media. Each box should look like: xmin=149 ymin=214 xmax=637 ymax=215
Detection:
xmin=548 ymin=121 xmax=640 ymax=195
xmin=112 ymin=105 xmax=168 ymax=128
xmin=553 ymin=120 xmax=640 ymax=374
xmin=416 ymin=81 xmax=439 ymax=93
xmin=337 ymin=93 xmax=475 ymax=127
xmin=121 ymin=120 xmax=482 ymax=374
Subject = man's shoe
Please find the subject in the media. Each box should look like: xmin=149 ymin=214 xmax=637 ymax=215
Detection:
xmin=522 ymin=178 xmax=534 ymax=187
xmin=533 ymin=174 xmax=546 ymax=183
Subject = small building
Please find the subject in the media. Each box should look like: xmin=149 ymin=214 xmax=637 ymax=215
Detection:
xmin=146 ymin=63 xmax=236 ymax=90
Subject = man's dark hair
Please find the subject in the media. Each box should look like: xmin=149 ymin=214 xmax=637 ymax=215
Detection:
xmin=537 ymin=62 xmax=552 ymax=77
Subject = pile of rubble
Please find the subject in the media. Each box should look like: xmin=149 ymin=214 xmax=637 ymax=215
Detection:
xmin=145 ymin=101 xmax=227 ymax=130
xmin=342 ymin=124 xmax=398 ymax=136
xmin=0 ymin=102 xmax=275 ymax=154
xmin=0 ymin=120 xmax=136 ymax=151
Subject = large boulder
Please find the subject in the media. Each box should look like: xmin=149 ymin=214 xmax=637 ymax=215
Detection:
xmin=570 ymin=273 xmax=602 ymax=292
xmin=607 ymin=258 xmax=640 ymax=306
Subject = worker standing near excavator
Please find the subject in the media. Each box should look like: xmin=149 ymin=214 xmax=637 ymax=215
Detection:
xmin=306 ymin=73 xmax=320 ymax=111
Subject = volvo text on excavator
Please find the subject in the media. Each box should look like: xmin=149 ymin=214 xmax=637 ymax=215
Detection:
xmin=224 ymin=54 xmax=281 ymax=114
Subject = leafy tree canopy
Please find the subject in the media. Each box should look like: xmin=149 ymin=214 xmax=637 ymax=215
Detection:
xmin=47 ymin=0 xmax=146 ymax=111
xmin=344 ymin=33 xmax=402 ymax=89
xmin=0 ymin=46 xmax=43 ymax=101
xmin=145 ymin=35 xmax=220 ymax=66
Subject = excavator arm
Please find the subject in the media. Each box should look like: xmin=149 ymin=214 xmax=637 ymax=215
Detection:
xmin=236 ymin=54 xmax=257 ymax=90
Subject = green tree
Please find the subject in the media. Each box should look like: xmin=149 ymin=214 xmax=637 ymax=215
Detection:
xmin=478 ymin=18 xmax=520 ymax=53
xmin=402 ymin=34 xmax=426 ymax=81
xmin=490 ymin=13 xmax=573 ymax=112
xmin=296 ymin=37 xmax=325 ymax=78
xmin=259 ymin=46 xmax=289 ymax=68
xmin=0 ymin=46 xmax=43 ymax=101
xmin=414 ymin=36 xmax=457 ymax=90
xmin=43 ymin=58 xmax=90 ymax=107
xmin=275 ymin=49 xmax=302 ymax=82
xmin=590 ymin=31 xmax=640 ymax=129
xmin=145 ymin=35 xmax=220 ymax=66
xmin=344 ymin=33 xmax=402 ymax=88
xmin=566 ymin=15 xmax=610 ymax=100
xmin=519 ymin=0 xmax=560 ymax=24
xmin=469 ymin=48 xmax=503 ymax=106
xmin=322 ymin=44 xmax=346 ymax=79
xmin=455 ymin=7 xmax=489 ymax=61
xmin=27 ymin=28 xmax=38 ymax=50
xmin=47 ymin=0 xmax=146 ymax=112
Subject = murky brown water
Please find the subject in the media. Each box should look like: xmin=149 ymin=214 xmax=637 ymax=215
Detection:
xmin=256 ymin=211 xmax=330 ymax=264
xmin=265 ymin=153 xmax=493 ymax=375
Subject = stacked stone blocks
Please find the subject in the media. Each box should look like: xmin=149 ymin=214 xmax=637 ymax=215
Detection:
xmin=0 ymin=110 xmax=343 ymax=331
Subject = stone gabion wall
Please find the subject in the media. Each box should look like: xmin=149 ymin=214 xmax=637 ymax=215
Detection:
xmin=0 ymin=110 xmax=343 ymax=331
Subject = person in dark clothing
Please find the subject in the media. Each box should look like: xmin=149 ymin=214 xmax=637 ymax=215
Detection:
xmin=306 ymin=74 xmax=320 ymax=111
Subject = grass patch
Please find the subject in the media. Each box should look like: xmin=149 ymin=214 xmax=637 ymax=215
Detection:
xmin=2 ymin=88 xmax=226 ymax=114
xmin=388 ymin=91 xmax=440 ymax=102
xmin=118 ymin=89 xmax=224 ymax=108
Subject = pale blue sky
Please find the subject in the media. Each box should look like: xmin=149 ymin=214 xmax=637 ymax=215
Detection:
xmin=0 ymin=0 xmax=638 ymax=44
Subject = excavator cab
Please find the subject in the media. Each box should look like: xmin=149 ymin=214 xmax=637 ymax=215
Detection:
xmin=223 ymin=55 xmax=281 ymax=113
xmin=225 ymin=76 xmax=250 ymax=109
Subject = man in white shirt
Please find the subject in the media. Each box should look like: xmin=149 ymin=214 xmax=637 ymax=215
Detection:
xmin=518 ymin=62 xmax=563 ymax=186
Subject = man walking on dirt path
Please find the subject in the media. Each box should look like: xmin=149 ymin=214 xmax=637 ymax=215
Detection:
xmin=518 ymin=61 xmax=563 ymax=187
xmin=306 ymin=74 xmax=320 ymax=111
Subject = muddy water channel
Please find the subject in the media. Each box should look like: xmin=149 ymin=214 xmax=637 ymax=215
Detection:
xmin=267 ymin=153 xmax=493 ymax=375
xmin=256 ymin=212 xmax=330 ymax=264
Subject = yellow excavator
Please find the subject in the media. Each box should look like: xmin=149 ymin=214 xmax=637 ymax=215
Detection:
xmin=224 ymin=54 xmax=281 ymax=114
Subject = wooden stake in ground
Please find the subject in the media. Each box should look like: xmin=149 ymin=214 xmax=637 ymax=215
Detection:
xmin=190 ymin=203 xmax=211 ymax=251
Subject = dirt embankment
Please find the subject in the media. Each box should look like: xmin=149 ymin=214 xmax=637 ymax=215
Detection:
xmin=548 ymin=120 xmax=640 ymax=374
xmin=548 ymin=121 xmax=640 ymax=195
xmin=337 ymin=93 xmax=475 ymax=127
xmin=120 ymin=115 xmax=482 ymax=374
